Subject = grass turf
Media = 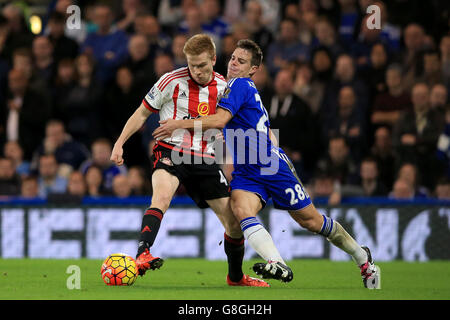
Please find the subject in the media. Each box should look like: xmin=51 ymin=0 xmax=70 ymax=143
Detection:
xmin=0 ymin=258 xmax=449 ymax=300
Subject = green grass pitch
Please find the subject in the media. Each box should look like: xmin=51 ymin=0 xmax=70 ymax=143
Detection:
xmin=1 ymin=258 xmax=449 ymax=300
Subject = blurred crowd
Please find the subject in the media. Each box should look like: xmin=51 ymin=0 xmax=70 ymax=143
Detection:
xmin=0 ymin=0 xmax=450 ymax=204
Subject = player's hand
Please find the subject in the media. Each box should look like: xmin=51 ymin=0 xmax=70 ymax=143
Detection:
xmin=110 ymin=144 xmax=124 ymax=166
xmin=153 ymin=119 xmax=180 ymax=140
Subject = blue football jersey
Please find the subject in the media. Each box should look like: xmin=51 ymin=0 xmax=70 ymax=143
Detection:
xmin=217 ymin=77 xmax=311 ymax=211
xmin=217 ymin=77 xmax=276 ymax=174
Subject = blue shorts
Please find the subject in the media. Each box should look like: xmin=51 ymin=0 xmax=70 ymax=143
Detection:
xmin=230 ymin=149 xmax=312 ymax=211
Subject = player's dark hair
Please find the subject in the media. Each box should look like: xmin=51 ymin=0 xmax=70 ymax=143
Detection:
xmin=236 ymin=39 xmax=263 ymax=67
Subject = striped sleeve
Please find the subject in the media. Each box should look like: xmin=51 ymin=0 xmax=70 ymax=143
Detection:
xmin=142 ymin=68 xmax=188 ymax=112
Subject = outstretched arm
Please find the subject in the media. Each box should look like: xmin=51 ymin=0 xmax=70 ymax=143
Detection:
xmin=110 ymin=103 xmax=152 ymax=165
xmin=153 ymin=108 xmax=232 ymax=140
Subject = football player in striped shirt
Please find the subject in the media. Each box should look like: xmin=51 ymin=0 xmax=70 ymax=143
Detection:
xmin=153 ymin=39 xmax=381 ymax=289
xmin=110 ymin=34 xmax=269 ymax=287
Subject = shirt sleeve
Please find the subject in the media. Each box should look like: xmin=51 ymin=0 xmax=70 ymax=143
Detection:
xmin=217 ymin=78 xmax=245 ymax=116
xmin=142 ymin=72 xmax=172 ymax=113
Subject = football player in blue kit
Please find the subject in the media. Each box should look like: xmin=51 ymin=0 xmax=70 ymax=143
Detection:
xmin=153 ymin=39 xmax=380 ymax=289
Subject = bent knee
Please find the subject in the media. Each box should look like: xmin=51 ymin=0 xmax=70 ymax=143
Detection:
xmin=151 ymin=194 xmax=172 ymax=212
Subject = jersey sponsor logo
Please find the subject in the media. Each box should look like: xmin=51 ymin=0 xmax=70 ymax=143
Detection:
xmin=197 ymin=102 xmax=210 ymax=116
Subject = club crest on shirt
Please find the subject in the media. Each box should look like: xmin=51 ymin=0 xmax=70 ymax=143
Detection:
xmin=197 ymin=102 xmax=209 ymax=116
xmin=160 ymin=157 xmax=173 ymax=166
xmin=222 ymin=87 xmax=231 ymax=99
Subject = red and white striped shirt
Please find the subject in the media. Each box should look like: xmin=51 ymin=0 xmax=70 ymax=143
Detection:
xmin=142 ymin=67 xmax=227 ymax=158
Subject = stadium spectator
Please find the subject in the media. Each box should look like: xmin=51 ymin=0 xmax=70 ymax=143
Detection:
xmin=112 ymin=174 xmax=132 ymax=198
xmin=32 ymin=36 xmax=56 ymax=88
xmin=393 ymin=82 xmax=445 ymax=189
xmin=5 ymin=68 xmax=51 ymax=160
xmin=351 ymin=15 xmax=386 ymax=71
xmin=115 ymin=0 xmax=147 ymax=34
xmin=251 ymin=63 xmax=273 ymax=103
xmin=48 ymin=170 xmax=86 ymax=204
xmin=20 ymin=175 xmax=39 ymax=198
xmin=51 ymin=58 xmax=77 ymax=119
xmin=125 ymin=34 xmax=156 ymax=88
xmin=316 ymin=135 xmax=359 ymax=185
xmin=61 ymin=53 xmax=104 ymax=146
xmin=371 ymin=63 xmax=412 ymax=130
xmin=415 ymin=49 xmax=445 ymax=89
xmin=356 ymin=156 xmax=389 ymax=196
xmin=0 ymin=157 xmax=20 ymax=196
xmin=30 ymin=120 xmax=90 ymax=175
xmin=296 ymin=0 xmax=318 ymax=46
xmin=156 ymin=0 xmax=188 ymax=29
xmin=128 ymin=166 xmax=152 ymax=196
xmin=370 ymin=126 xmax=397 ymax=190
xmin=430 ymin=83 xmax=448 ymax=111
xmin=436 ymin=106 xmax=450 ymax=179
xmin=389 ymin=178 xmax=415 ymax=200
xmin=103 ymin=66 xmax=147 ymax=168
xmin=81 ymin=3 xmax=129 ymax=84
xmin=268 ymin=68 xmax=317 ymax=179
xmin=309 ymin=172 xmax=335 ymax=199
xmin=84 ymin=164 xmax=107 ymax=197
xmin=11 ymin=47 xmax=47 ymax=93
xmin=396 ymin=162 xmax=429 ymax=198
xmin=153 ymin=53 xmax=175 ymax=79
xmin=46 ymin=11 xmax=79 ymax=63
xmin=434 ymin=178 xmax=450 ymax=200
xmin=266 ymin=18 xmax=310 ymax=76
xmin=336 ymin=0 xmax=360 ymax=50
xmin=293 ymin=62 xmax=325 ymax=115
xmin=0 ymin=6 xmax=33 ymax=62
xmin=171 ymin=33 xmax=188 ymax=69
xmin=311 ymin=16 xmax=344 ymax=60
xmin=310 ymin=46 xmax=334 ymax=89
xmin=3 ymin=140 xmax=30 ymax=178
xmin=178 ymin=5 xmax=205 ymax=38
xmin=66 ymin=170 xmax=86 ymax=197
xmin=200 ymin=0 xmax=230 ymax=41
xmin=134 ymin=13 xmax=171 ymax=60
xmin=215 ymin=33 xmax=236 ymax=77
xmin=242 ymin=0 xmax=273 ymax=56
xmin=322 ymin=54 xmax=369 ymax=120
xmin=401 ymin=23 xmax=430 ymax=92
xmin=323 ymin=85 xmax=367 ymax=163
xmin=439 ymin=35 xmax=450 ymax=86
xmin=80 ymin=138 xmax=127 ymax=192
xmin=37 ymin=153 xmax=67 ymax=198
xmin=359 ymin=42 xmax=389 ymax=101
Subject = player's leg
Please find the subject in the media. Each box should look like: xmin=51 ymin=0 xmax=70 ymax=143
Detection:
xmin=288 ymin=204 xmax=381 ymax=289
xmin=136 ymin=169 xmax=180 ymax=275
xmin=230 ymin=189 xmax=292 ymax=283
xmin=206 ymin=196 xmax=269 ymax=287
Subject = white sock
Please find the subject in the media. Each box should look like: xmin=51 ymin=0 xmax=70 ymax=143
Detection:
xmin=240 ymin=217 xmax=286 ymax=264
xmin=322 ymin=216 xmax=368 ymax=266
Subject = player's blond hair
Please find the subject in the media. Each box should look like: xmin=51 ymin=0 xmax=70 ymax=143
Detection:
xmin=183 ymin=34 xmax=216 ymax=59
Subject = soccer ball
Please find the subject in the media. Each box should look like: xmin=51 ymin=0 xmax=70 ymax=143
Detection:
xmin=101 ymin=253 xmax=137 ymax=286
